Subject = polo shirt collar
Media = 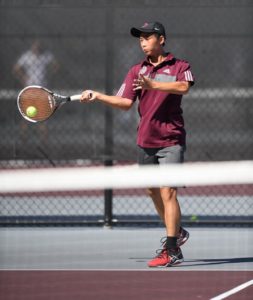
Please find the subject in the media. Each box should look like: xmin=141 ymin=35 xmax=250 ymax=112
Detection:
xmin=141 ymin=52 xmax=175 ymax=66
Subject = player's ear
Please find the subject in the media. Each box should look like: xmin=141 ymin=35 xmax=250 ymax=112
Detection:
xmin=159 ymin=35 xmax=165 ymax=47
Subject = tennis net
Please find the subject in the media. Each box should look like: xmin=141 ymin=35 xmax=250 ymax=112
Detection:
xmin=1 ymin=160 xmax=253 ymax=192
xmin=0 ymin=161 xmax=253 ymax=226
xmin=0 ymin=160 xmax=253 ymax=300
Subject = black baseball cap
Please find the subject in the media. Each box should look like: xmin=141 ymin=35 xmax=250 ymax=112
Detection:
xmin=130 ymin=21 xmax=166 ymax=39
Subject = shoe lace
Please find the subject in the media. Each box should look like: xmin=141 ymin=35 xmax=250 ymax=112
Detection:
xmin=160 ymin=236 xmax=167 ymax=247
xmin=155 ymin=248 xmax=167 ymax=258
xmin=160 ymin=229 xmax=183 ymax=246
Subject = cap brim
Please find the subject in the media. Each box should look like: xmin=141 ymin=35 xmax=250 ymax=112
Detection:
xmin=130 ymin=27 xmax=154 ymax=37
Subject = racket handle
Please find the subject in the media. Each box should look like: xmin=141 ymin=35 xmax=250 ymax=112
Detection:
xmin=70 ymin=94 xmax=82 ymax=101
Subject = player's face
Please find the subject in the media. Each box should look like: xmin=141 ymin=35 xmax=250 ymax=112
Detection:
xmin=139 ymin=33 xmax=164 ymax=56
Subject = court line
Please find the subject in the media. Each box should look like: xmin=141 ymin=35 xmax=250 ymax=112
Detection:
xmin=0 ymin=269 xmax=252 ymax=272
xmin=210 ymin=279 xmax=253 ymax=300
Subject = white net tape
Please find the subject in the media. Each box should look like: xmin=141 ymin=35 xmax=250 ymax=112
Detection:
xmin=1 ymin=161 xmax=253 ymax=193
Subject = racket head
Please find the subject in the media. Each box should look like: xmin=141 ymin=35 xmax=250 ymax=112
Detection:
xmin=17 ymin=85 xmax=57 ymax=122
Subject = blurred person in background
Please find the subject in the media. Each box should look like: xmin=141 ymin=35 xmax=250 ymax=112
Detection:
xmin=13 ymin=40 xmax=59 ymax=145
xmin=13 ymin=39 xmax=58 ymax=87
xmin=81 ymin=21 xmax=195 ymax=267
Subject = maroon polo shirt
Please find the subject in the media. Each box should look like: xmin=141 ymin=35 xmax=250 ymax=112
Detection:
xmin=116 ymin=53 xmax=195 ymax=148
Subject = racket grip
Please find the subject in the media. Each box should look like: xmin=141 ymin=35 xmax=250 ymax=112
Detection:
xmin=70 ymin=94 xmax=82 ymax=101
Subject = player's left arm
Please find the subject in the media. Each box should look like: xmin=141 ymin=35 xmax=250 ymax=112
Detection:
xmin=133 ymin=75 xmax=191 ymax=95
xmin=134 ymin=61 xmax=195 ymax=95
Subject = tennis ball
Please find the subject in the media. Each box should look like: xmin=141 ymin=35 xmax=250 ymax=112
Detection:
xmin=26 ymin=106 xmax=37 ymax=117
xmin=190 ymin=215 xmax=198 ymax=222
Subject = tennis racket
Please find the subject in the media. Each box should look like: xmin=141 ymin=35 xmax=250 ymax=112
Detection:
xmin=17 ymin=85 xmax=84 ymax=123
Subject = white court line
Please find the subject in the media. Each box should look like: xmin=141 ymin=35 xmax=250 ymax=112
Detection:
xmin=0 ymin=269 xmax=252 ymax=272
xmin=210 ymin=279 xmax=253 ymax=300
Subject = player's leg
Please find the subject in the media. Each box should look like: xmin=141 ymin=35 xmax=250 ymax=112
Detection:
xmin=160 ymin=187 xmax=181 ymax=237
xmin=161 ymin=187 xmax=183 ymax=266
xmin=147 ymin=186 xmax=189 ymax=245
xmin=148 ymin=186 xmax=183 ymax=235
xmin=147 ymin=145 xmax=187 ymax=267
xmin=138 ymin=145 xmax=189 ymax=241
xmin=148 ymin=188 xmax=184 ymax=268
xmin=157 ymin=145 xmax=185 ymax=237
xmin=148 ymin=186 xmax=184 ymax=267
xmin=138 ymin=147 xmax=165 ymax=221
xmin=146 ymin=187 xmax=165 ymax=222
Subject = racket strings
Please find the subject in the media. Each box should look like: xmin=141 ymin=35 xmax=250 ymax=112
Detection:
xmin=19 ymin=88 xmax=55 ymax=121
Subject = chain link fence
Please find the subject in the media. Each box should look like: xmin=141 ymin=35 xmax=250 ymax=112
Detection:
xmin=0 ymin=0 xmax=252 ymax=226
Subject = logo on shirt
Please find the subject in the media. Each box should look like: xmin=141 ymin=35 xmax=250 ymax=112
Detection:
xmin=139 ymin=66 xmax=147 ymax=75
xmin=163 ymin=68 xmax=171 ymax=74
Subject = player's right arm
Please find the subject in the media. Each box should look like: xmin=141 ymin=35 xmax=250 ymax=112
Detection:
xmin=80 ymin=91 xmax=134 ymax=111
xmin=81 ymin=65 xmax=139 ymax=111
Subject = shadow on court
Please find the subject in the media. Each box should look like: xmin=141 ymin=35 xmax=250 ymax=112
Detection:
xmin=184 ymin=257 xmax=253 ymax=267
xmin=130 ymin=257 xmax=253 ymax=267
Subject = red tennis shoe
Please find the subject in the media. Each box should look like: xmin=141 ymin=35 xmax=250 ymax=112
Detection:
xmin=148 ymin=247 xmax=184 ymax=267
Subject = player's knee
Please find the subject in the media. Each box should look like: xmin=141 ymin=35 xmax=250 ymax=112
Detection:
xmin=146 ymin=187 xmax=158 ymax=198
xmin=160 ymin=187 xmax=177 ymax=202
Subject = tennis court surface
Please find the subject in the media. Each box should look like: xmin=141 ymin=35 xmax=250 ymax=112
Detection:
xmin=0 ymin=227 xmax=252 ymax=299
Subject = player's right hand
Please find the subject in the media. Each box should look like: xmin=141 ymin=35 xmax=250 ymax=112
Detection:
xmin=80 ymin=90 xmax=96 ymax=103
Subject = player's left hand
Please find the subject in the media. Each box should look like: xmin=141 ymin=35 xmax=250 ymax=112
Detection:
xmin=133 ymin=74 xmax=153 ymax=91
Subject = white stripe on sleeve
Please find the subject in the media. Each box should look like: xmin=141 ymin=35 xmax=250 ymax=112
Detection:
xmin=184 ymin=71 xmax=193 ymax=82
xmin=184 ymin=71 xmax=189 ymax=81
xmin=188 ymin=70 xmax=193 ymax=81
xmin=116 ymin=83 xmax=126 ymax=97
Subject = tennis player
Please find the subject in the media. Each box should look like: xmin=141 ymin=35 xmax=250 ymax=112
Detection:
xmin=81 ymin=21 xmax=195 ymax=267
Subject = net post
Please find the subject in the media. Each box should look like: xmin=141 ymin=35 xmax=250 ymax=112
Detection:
xmin=103 ymin=5 xmax=114 ymax=229
xmin=103 ymin=159 xmax=113 ymax=228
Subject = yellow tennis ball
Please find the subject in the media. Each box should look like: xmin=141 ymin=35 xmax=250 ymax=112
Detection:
xmin=190 ymin=215 xmax=198 ymax=222
xmin=26 ymin=106 xmax=37 ymax=117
